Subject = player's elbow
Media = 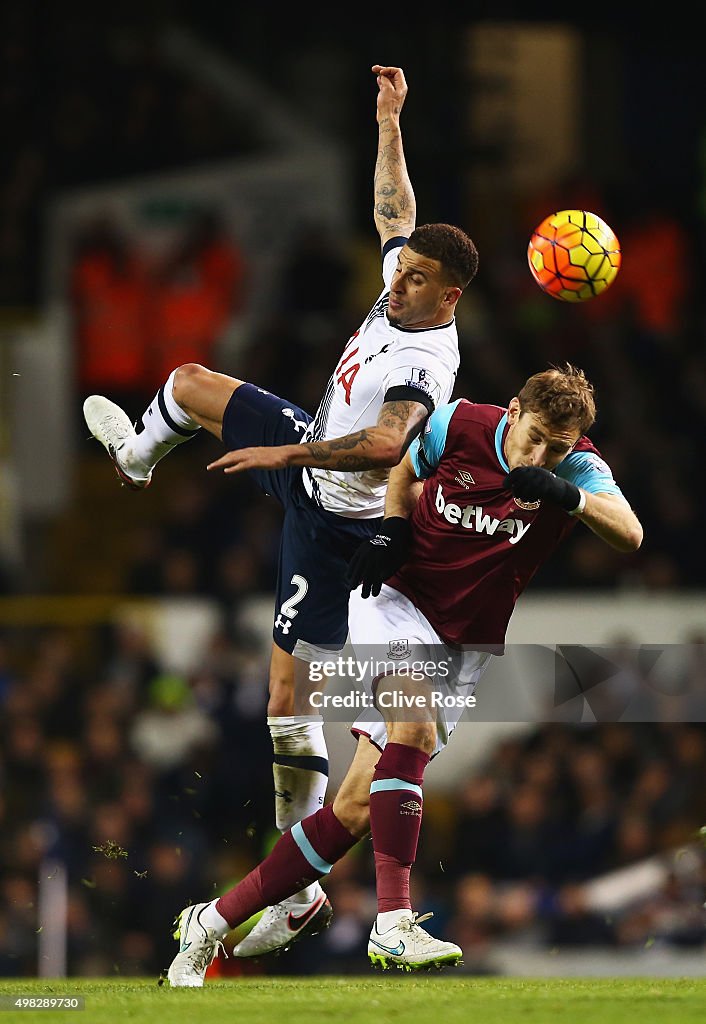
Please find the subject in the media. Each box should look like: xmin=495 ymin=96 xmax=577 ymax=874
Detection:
xmin=626 ymin=523 xmax=644 ymax=552
xmin=616 ymin=521 xmax=644 ymax=553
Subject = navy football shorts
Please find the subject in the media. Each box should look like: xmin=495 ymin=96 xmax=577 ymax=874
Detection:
xmin=222 ymin=383 xmax=381 ymax=657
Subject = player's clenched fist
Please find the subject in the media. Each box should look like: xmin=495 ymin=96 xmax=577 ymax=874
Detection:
xmin=346 ymin=516 xmax=413 ymax=598
xmin=372 ymin=65 xmax=408 ymax=120
xmin=504 ymin=466 xmax=583 ymax=514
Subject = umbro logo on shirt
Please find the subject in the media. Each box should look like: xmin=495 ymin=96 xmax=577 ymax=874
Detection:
xmin=454 ymin=468 xmax=476 ymax=489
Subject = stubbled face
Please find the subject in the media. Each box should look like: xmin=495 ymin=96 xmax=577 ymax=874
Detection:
xmin=387 ymin=245 xmax=460 ymax=328
xmin=504 ymin=398 xmax=581 ymax=471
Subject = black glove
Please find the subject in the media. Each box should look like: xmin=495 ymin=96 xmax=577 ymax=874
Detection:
xmin=504 ymin=466 xmax=582 ymax=513
xmin=346 ymin=517 xmax=413 ymax=599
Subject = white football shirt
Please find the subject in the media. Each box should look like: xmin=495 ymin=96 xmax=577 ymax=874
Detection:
xmin=301 ymin=237 xmax=460 ymax=518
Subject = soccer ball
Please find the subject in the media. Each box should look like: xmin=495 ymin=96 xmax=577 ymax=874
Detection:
xmin=527 ymin=209 xmax=621 ymax=302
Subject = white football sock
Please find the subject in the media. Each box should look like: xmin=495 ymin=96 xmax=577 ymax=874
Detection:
xmin=269 ymin=714 xmax=329 ymax=904
xmin=132 ymin=369 xmax=200 ymax=469
xmin=199 ymin=899 xmax=231 ymax=936
xmin=376 ymin=909 xmax=411 ymax=932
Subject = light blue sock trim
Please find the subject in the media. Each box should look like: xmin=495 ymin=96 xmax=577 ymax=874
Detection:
xmin=370 ymin=778 xmax=423 ymax=798
xmin=291 ymin=821 xmax=332 ymax=875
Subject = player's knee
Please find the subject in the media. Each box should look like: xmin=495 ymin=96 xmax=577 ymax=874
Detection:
xmin=171 ymin=363 xmax=212 ymax=407
xmin=267 ymin=675 xmax=295 ymax=716
xmin=332 ymin=790 xmax=370 ymax=839
xmin=388 ymin=722 xmax=437 ymax=756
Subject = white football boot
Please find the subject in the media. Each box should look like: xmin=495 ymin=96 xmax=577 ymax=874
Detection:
xmin=83 ymin=395 xmax=152 ymax=490
xmin=368 ymin=912 xmax=463 ymax=972
xmin=232 ymin=885 xmax=333 ymax=958
xmin=167 ymin=902 xmax=225 ymax=987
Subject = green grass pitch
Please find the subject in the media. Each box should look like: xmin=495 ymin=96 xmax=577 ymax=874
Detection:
xmin=1 ymin=977 xmax=705 ymax=1024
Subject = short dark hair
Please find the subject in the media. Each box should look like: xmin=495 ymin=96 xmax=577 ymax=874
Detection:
xmin=518 ymin=363 xmax=596 ymax=435
xmin=407 ymin=223 xmax=479 ymax=289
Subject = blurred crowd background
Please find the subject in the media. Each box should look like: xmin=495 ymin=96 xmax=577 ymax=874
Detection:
xmin=1 ymin=6 xmax=705 ymax=977
xmin=1 ymin=617 xmax=705 ymax=975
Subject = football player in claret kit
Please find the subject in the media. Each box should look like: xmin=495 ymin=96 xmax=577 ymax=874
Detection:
xmin=349 ymin=362 xmax=644 ymax=645
xmin=160 ymin=365 xmax=642 ymax=981
xmin=83 ymin=65 xmax=480 ymax=970
xmin=344 ymin=362 xmax=643 ymax=966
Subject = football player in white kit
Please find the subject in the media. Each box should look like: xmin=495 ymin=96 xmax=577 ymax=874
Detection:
xmin=83 ymin=64 xmax=479 ymax=976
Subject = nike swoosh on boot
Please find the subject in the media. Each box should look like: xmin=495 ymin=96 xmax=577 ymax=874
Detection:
xmin=369 ymin=938 xmax=406 ymax=956
xmin=287 ymin=896 xmax=327 ymax=931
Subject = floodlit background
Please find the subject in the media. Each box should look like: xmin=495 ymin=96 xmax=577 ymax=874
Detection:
xmin=0 ymin=7 xmax=704 ymax=978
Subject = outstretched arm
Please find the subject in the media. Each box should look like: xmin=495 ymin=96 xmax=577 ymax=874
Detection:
xmin=206 ymin=399 xmax=429 ymax=475
xmin=372 ymin=65 xmax=416 ymax=247
xmin=505 ymin=467 xmax=643 ymax=552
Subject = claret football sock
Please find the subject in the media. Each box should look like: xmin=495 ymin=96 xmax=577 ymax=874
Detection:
xmin=215 ymin=804 xmax=357 ymax=928
xmin=369 ymin=742 xmax=430 ymax=912
xmin=132 ymin=368 xmax=201 ymax=469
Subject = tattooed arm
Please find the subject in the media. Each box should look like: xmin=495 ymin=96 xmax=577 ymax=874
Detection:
xmin=207 ymin=400 xmax=429 ymax=475
xmin=371 ymin=65 xmax=416 ymax=247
